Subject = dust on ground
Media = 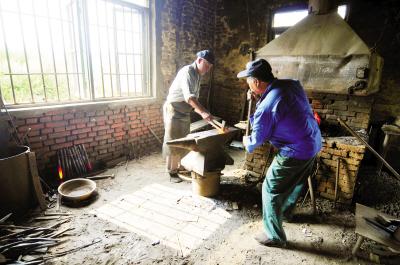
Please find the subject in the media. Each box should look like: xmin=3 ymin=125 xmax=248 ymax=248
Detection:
xmin=17 ymin=149 xmax=400 ymax=264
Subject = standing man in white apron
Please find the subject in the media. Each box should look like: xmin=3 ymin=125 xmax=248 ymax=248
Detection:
xmin=163 ymin=50 xmax=215 ymax=182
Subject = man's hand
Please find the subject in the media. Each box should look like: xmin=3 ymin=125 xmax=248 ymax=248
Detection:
xmin=242 ymin=136 xmax=250 ymax=148
xmin=247 ymin=89 xmax=253 ymax=100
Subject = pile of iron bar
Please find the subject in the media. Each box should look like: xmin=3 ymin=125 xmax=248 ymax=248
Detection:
xmin=0 ymin=213 xmax=100 ymax=264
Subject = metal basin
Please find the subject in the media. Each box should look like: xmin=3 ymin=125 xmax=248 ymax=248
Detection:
xmin=58 ymin=178 xmax=96 ymax=202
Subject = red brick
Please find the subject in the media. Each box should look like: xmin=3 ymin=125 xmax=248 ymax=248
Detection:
xmin=52 ymin=115 xmax=64 ymax=121
xmin=49 ymin=131 xmax=70 ymax=139
xmin=111 ymin=123 xmax=124 ymax=129
xmin=44 ymin=139 xmax=55 ymax=146
xmin=97 ymin=130 xmax=107 ymax=136
xmin=127 ymin=112 xmax=138 ymax=118
xmin=77 ymin=133 xmax=88 ymax=139
xmin=110 ymin=114 xmax=124 ymax=120
xmin=72 ymin=128 xmax=91 ymax=135
xmin=86 ymin=122 xmax=96 ymax=127
xmin=69 ymin=118 xmax=89 ymax=124
xmin=19 ymin=124 xmax=45 ymax=132
xmin=93 ymin=116 xmax=107 ymax=122
xmin=74 ymin=138 xmax=94 ymax=145
xmin=40 ymin=128 xmax=53 ymax=135
xmin=75 ymin=123 xmax=86 ymax=129
xmin=75 ymin=112 xmax=85 ymax=119
xmin=96 ymin=135 xmax=111 ymax=141
xmin=67 ymin=135 xmax=78 ymax=141
xmin=28 ymin=130 xmax=40 ymax=137
xmin=98 ymin=149 xmax=108 ymax=155
xmin=26 ymin=118 xmax=38 ymax=124
xmin=30 ymin=142 xmax=43 ymax=149
xmin=99 ymin=140 xmax=107 ymax=145
xmin=39 ymin=116 xmax=52 ymax=123
xmin=86 ymin=111 xmax=96 ymax=117
xmin=29 ymin=135 xmax=46 ymax=142
xmin=55 ymin=138 xmax=66 ymax=144
xmin=93 ymin=125 xmax=109 ymax=132
xmin=113 ymin=131 xmax=125 ymax=137
xmin=51 ymin=142 xmax=73 ymax=150
xmin=64 ymin=113 xmax=74 ymax=120
xmin=54 ymin=127 xmax=66 ymax=133
xmin=65 ymin=125 xmax=77 ymax=131
xmin=46 ymin=121 xmax=67 ymax=128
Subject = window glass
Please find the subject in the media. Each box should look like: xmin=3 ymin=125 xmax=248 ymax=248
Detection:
xmin=272 ymin=5 xmax=348 ymax=39
xmin=0 ymin=0 xmax=151 ymax=105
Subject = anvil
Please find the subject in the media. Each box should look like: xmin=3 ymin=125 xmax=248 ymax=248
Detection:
xmin=166 ymin=127 xmax=238 ymax=176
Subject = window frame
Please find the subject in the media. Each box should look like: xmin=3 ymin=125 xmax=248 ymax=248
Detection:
xmin=0 ymin=0 xmax=155 ymax=109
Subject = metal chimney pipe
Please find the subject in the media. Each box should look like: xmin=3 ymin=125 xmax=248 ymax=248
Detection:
xmin=308 ymin=0 xmax=338 ymax=15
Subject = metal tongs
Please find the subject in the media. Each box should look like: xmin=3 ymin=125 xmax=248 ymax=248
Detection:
xmin=208 ymin=119 xmax=227 ymax=134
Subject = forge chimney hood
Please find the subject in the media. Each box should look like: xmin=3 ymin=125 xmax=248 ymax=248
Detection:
xmin=256 ymin=5 xmax=383 ymax=96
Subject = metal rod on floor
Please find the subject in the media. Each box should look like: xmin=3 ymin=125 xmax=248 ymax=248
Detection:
xmin=337 ymin=117 xmax=400 ymax=181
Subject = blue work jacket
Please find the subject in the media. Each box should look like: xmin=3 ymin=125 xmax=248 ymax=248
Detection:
xmin=247 ymin=79 xmax=322 ymax=160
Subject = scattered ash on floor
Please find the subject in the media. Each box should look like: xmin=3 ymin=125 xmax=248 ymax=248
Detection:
xmin=354 ymin=166 xmax=400 ymax=218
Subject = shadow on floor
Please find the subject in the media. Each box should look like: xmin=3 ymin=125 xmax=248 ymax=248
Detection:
xmin=287 ymin=241 xmax=351 ymax=260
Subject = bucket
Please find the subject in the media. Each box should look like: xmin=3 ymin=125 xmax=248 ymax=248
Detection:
xmin=0 ymin=146 xmax=35 ymax=217
xmin=191 ymin=171 xmax=221 ymax=197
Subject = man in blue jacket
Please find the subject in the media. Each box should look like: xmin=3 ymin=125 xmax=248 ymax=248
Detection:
xmin=237 ymin=59 xmax=322 ymax=247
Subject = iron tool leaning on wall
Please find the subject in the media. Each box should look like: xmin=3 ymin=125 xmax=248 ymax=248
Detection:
xmin=163 ymin=50 xmax=215 ymax=183
xmin=237 ymin=59 xmax=322 ymax=247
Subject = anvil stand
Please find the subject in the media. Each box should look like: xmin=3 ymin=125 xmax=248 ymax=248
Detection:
xmin=167 ymin=127 xmax=238 ymax=197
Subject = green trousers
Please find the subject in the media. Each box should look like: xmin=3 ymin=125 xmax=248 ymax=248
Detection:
xmin=262 ymin=153 xmax=316 ymax=242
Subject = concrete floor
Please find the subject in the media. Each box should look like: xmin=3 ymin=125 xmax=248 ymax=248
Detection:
xmin=27 ymin=149 xmax=385 ymax=264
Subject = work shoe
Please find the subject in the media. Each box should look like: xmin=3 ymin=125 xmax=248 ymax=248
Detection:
xmin=254 ymin=232 xmax=287 ymax=248
xmin=169 ymin=173 xmax=183 ymax=183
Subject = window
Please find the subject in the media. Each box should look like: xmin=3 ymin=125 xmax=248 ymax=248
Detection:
xmin=271 ymin=4 xmax=348 ymax=39
xmin=0 ymin=0 xmax=151 ymax=106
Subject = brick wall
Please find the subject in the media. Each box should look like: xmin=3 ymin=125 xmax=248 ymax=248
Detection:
xmin=309 ymin=92 xmax=374 ymax=131
xmin=317 ymin=137 xmax=366 ymax=203
xmin=13 ymin=103 xmax=163 ymax=175
xmin=160 ymin=0 xmax=216 ymax=98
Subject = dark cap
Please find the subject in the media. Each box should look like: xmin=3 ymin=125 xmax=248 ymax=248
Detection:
xmin=237 ymin=58 xmax=274 ymax=82
xmin=196 ymin=50 xmax=215 ymax=64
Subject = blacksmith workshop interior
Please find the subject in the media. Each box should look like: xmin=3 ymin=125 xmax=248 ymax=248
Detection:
xmin=1 ymin=0 xmax=400 ymax=264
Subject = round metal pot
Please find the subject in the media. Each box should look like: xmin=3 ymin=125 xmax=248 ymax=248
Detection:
xmin=58 ymin=178 xmax=96 ymax=202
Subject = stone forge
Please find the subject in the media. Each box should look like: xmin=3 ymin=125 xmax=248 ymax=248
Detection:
xmin=317 ymin=137 xmax=366 ymax=204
